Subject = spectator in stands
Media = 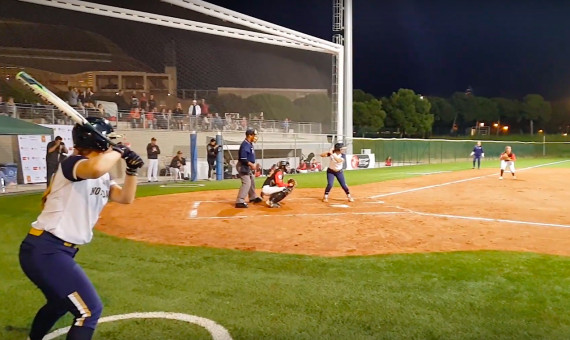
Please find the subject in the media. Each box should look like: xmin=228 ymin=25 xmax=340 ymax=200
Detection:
xmin=148 ymin=94 xmax=156 ymax=111
xmin=259 ymin=112 xmax=265 ymax=130
xmin=157 ymin=108 xmax=169 ymax=129
xmin=6 ymin=97 xmax=16 ymax=118
xmin=200 ymin=99 xmax=209 ymax=116
xmin=385 ymin=156 xmax=392 ymax=166
xmin=114 ymin=90 xmax=129 ymax=112
xmin=130 ymin=91 xmax=139 ymax=109
xmin=282 ymin=117 xmax=290 ymax=133
xmin=202 ymin=113 xmax=212 ymax=131
xmin=240 ymin=117 xmax=248 ymax=131
xmin=140 ymin=92 xmax=148 ymax=111
xmin=68 ymin=87 xmax=78 ymax=106
xmin=173 ymin=102 xmax=185 ymax=130
xmin=146 ymin=108 xmax=157 ymax=129
xmin=78 ymin=89 xmax=87 ymax=105
xmin=85 ymin=87 xmax=95 ymax=104
xmin=130 ymin=107 xmax=141 ymax=128
xmin=213 ymin=113 xmax=224 ymax=130
xmin=188 ymin=99 xmax=201 ymax=129
xmin=96 ymin=103 xmax=107 ymax=118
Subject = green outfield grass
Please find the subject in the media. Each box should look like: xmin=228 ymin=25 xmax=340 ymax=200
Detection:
xmin=1 ymin=159 xmax=569 ymax=339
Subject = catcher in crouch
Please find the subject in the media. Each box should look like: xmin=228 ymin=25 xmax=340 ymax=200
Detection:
xmin=261 ymin=160 xmax=296 ymax=208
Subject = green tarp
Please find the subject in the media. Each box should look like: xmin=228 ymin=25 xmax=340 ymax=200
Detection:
xmin=0 ymin=116 xmax=53 ymax=135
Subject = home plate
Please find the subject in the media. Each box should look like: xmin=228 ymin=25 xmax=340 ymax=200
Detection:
xmin=330 ymin=204 xmax=350 ymax=208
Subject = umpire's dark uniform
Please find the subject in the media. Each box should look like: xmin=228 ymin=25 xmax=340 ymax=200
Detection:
xmin=235 ymin=128 xmax=262 ymax=208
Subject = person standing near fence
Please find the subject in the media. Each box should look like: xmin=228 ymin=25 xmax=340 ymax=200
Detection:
xmin=470 ymin=141 xmax=485 ymax=169
xmin=19 ymin=117 xmax=143 ymax=340
xmin=206 ymin=138 xmax=218 ymax=180
xmin=45 ymin=136 xmax=68 ymax=187
xmin=320 ymin=143 xmax=354 ymax=203
xmin=189 ymin=99 xmax=201 ymax=129
xmin=146 ymin=137 xmax=161 ymax=182
xmin=235 ymin=128 xmax=263 ymax=208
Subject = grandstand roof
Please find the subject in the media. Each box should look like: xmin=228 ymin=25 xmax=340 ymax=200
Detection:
xmin=0 ymin=20 xmax=154 ymax=74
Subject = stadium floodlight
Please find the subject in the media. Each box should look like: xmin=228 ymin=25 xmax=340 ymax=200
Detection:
xmin=161 ymin=0 xmax=341 ymax=53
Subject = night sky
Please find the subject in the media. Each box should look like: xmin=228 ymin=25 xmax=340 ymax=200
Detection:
xmin=210 ymin=0 xmax=570 ymax=100
xmin=4 ymin=0 xmax=570 ymax=100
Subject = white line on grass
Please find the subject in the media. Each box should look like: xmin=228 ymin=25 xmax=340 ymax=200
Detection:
xmin=369 ymin=159 xmax=570 ymax=199
xmin=45 ymin=312 xmax=232 ymax=340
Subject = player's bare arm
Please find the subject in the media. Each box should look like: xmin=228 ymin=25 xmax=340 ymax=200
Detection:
xmin=110 ymin=175 xmax=137 ymax=204
xmin=76 ymin=149 xmax=122 ymax=179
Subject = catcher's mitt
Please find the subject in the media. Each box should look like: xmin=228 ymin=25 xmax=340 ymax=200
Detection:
xmin=287 ymin=178 xmax=297 ymax=188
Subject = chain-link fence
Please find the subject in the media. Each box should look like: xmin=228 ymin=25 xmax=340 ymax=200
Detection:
xmin=353 ymin=138 xmax=570 ymax=165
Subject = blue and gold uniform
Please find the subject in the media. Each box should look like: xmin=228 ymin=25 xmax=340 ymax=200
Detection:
xmin=19 ymin=117 xmax=143 ymax=340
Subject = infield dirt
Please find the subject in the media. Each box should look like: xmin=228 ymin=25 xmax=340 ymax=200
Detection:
xmin=98 ymin=168 xmax=570 ymax=256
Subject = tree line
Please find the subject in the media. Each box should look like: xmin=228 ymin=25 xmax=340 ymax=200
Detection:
xmin=354 ymin=89 xmax=570 ymax=137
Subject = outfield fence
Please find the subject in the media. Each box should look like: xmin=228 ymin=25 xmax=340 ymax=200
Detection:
xmin=352 ymin=138 xmax=570 ymax=165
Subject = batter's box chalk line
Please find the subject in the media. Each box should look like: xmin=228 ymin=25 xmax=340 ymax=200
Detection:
xmin=45 ymin=312 xmax=232 ymax=340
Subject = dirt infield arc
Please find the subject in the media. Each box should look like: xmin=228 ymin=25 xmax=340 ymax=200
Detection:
xmin=97 ymin=168 xmax=570 ymax=257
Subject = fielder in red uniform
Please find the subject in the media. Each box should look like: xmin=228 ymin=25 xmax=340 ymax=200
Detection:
xmin=499 ymin=146 xmax=516 ymax=180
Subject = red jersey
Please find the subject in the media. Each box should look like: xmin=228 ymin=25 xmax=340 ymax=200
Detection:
xmin=500 ymin=152 xmax=516 ymax=161
xmin=262 ymin=169 xmax=287 ymax=187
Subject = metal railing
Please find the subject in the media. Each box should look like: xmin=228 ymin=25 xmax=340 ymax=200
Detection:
xmin=0 ymin=102 xmax=322 ymax=134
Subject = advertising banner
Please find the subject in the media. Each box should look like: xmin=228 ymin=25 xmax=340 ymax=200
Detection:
xmin=18 ymin=135 xmax=51 ymax=184
xmin=344 ymin=154 xmax=376 ymax=170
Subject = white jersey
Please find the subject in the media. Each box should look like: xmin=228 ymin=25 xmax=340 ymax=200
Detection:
xmin=328 ymin=152 xmax=344 ymax=172
xmin=32 ymin=155 xmax=116 ymax=245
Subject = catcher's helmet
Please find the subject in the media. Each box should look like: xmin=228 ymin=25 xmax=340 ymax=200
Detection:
xmin=333 ymin=143 xmax=344 ymax=151
xmin=72 ymin=117 xmax=113 ymax=151
xmin=278 ymin=160 xmax=290 ymax=170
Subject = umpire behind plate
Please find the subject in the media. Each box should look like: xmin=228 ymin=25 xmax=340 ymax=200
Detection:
xmin=261 ymin=160 xmax=296 ymax=208
xmin=235 ymin=128 xmax=263 ymax=208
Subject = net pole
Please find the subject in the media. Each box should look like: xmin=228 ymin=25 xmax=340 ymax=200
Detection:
xmin=216 ymin=132 xmax=223 ymax=180
xmin=190 ymin=131 xmax=198 ymax=181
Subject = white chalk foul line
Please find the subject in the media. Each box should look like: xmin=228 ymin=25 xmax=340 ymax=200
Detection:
xmin=189 ymin=201 xmax=201 ymax=218
xmin=187 ymin=211 xmax=402 ymax=220
xmin=369 ymin=159 xmax=570 ymax=199
xmin=45 ymin=312 xmax=232 ymax=340
xmin=390 ymin=205 xmax=570 ymax=229
xmin=187 ymin=208 xmax=570 ymax=229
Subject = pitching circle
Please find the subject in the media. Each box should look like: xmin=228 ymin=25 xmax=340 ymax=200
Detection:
xmin=44 ymin=312 xmax=232 ymax=340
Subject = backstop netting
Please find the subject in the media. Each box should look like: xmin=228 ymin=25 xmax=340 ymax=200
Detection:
xmin=0 ymin=0 xmax=335 ymax=134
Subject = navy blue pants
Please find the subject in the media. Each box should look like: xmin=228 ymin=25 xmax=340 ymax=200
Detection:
xmin=325 ymin=168 xmax=350 ymax=195
xmin=473 ymin=156 xmax=481 ymax=169
xmin=19 ymin=231 xmax=102 ymax=340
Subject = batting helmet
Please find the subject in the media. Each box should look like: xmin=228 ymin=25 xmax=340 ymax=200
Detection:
xmin=333 ymin=143 xmax=344 ymax=151
xmin=72 ymin=117 xmax=114 ymax=151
